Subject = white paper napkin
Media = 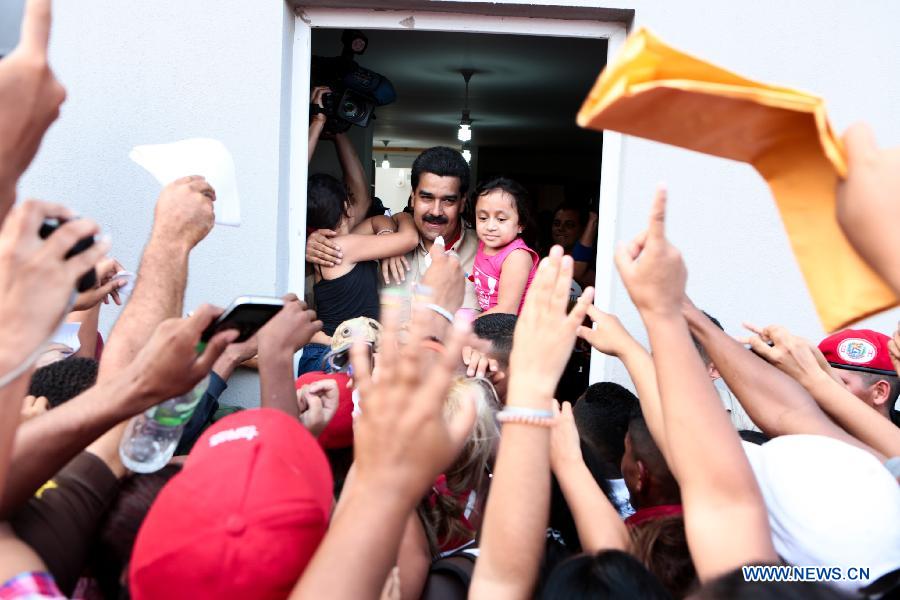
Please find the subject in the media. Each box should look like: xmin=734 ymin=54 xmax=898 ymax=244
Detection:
xmin=130 ymin=138 xmax=241 ymax=227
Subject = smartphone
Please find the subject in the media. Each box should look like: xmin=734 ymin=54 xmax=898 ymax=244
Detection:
xmin=0 ymin=0 xmax=26 ymax=58
xmin=200 ymin=296 xmax=285 ymax=343
xmin=39 ymin=218 xmax=97 ymax=292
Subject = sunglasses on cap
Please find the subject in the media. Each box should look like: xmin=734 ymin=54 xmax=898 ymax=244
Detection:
xmin=321 ymin=342 xmax=375 ymax=375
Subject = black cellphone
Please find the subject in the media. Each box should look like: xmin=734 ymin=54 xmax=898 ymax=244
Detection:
xmin=200 ymin=296 xmax=285 ymax=343
xmin=39 ymin=218 xmax=97 ymax=293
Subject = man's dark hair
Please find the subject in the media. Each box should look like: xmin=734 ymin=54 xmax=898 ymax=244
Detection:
xmin=628 ymin=414 xmax=680 ymax=505
xmin=91 ymin=465 xmax=183 ymax=600
xmin=690 ymin=310 xmax=723 ymax=366
xmin=471 ymin=177 xmax=532 ymax=237
xmin=573 ymin=382 xmax=638 ymax=470
xmin=410 ymin=146 xmax=470 ymax=197
xmin=28 ymin=357 xmax=98 ymax=408
xmin=473 ymin=313 xmax=517 ymax=367
xmin=540 ymin=550 xmax=671 ymax=600
xmin=552 ymin=201 xmax=588 ymax=227
xmin=307 ymin=173 xmax=349 ymax=230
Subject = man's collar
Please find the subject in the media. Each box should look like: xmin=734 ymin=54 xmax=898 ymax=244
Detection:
xmin=417 ymin=224 xmax=466 ymax=254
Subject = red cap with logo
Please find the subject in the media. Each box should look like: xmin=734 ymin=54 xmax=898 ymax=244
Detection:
xmin=817 ymin=329 xmax=896 ymax=376
xmin=296 ymin=371 xmax=354 ymax=449
xmin=129 ymin=408 xmax=333 ymax=600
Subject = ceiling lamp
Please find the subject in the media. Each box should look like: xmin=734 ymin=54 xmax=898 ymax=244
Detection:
xmin=462 ymin=149 xmax=472 ymax=163
xmin=458 ymin=69 xmax=474 ymax=142
xmin=380 ymin=140 xmax=390 ymax=169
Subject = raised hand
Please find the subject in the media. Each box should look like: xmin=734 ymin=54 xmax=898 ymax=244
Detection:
xmin=257 ymin=294 xmax=322 ymax=355
xmin=549 ymin=401 xmax=583 ymax=474
xmin=349 ymin=291 xmax=477 ymax=497
xmin=72 ymin=257 xmax=127 ymax=310
xmin=0 ymin=200 xmax=109 ymax=361
xmin=126 ymin=305 xmax=238 ymax=403
xmin=151 ymin=176 xmax=216 ymax=250
xmin=577 ymin=304 xmax=639 ymax=357
xmin=0 ymin=0 xmax=67 ymax=212
xmin=614 ymin=186 xmax=686 ymax=317
xmin=297 ymin=379 xmax=340 ymax=436
xmin=508 ymin=245 xmax=595 ymax=403
xmin=742 ymin=323 xmax=832 ymax=386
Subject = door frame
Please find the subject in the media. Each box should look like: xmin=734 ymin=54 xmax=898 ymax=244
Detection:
xmin=288 ymin=5 xmax=628 ymax=382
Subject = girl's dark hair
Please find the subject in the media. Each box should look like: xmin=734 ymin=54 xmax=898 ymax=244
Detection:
xmin=630 ymin=516 xmax=698 ymax=598
xmin=472 ymin=177 xmax=530 ymax=225
xmin=307 ymin=173 xmax=349 ymax=230
xmin=90 ymin=465 xmax=183 ymax=600
xmin=541 ymin=550 xmax=672 ymax=600
xmin=470 ymin=177 xmax=535 ymax=246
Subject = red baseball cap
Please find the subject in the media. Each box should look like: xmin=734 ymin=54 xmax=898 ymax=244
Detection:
xmin=129 ymin=408 xmax=333 ymax=600
xmin=817 ymin=329 xmax=896 ymax=376
xmin=296 ymin=371 xmax=354 ymax=449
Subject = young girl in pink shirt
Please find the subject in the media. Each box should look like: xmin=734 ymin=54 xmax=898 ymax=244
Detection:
xmin=470 ymin=178 xmax=539 ymax=315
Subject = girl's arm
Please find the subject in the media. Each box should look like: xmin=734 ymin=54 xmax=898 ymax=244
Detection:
xmin=481 ymin=250 xmax=533 ymax=316
xmin=350 ymin=214 xmax=396 ymax=236
xmin=339 ymin=213 xmax=418 ymax=263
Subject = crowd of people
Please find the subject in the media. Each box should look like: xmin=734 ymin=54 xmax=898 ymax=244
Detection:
xmin=0 ymin=1 xmax=898 ymax=599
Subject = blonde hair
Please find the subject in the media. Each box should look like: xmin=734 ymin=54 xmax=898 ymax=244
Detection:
xmin=420 ymin=377 xmax=500 ymax=555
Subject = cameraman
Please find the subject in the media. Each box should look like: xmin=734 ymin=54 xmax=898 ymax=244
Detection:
xmin=308 ymin=86 xmax=372 ymax=232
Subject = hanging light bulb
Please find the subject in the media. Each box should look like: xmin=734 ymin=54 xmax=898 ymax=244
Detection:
xmin=380 ymin=139 xmax=390 ymax=169
xmin=462 ymin=149 xmax=472 ymax=163
xmin=458 ymin=70 xmax=474 ymax=143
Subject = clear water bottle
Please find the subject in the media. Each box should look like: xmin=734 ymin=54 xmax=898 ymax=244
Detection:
xmin=119 ymin=375 xmax=209 ymax=473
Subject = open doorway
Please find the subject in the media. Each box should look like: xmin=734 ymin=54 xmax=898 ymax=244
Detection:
xmin=294 ymin=7 xmax=626 ymax=385
xmin=310 ymin=28 xmax=605 ymax=253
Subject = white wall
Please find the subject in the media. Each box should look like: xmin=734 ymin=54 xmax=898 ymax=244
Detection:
xmin=20 ymin=0 xmax=295 ymax=406
xmin=20 ymin=0 xmax=900 ymax=404
xmin=374 ymin=167 xmax=412 ymax=214
xmin=597 ymin=0 xmax=900 ymax=385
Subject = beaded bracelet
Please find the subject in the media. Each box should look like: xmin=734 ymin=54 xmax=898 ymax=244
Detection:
xmin=497 ymin=406 xmax=555 ymax=428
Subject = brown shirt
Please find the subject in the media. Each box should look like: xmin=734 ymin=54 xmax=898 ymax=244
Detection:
xmin=11 ymin=452 xmax=118 ymax=595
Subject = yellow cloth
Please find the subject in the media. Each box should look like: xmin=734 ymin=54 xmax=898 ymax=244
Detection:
xmin=577 ymin=28 xmax=896 ymax=332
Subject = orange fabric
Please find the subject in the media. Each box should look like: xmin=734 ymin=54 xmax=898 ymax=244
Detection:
xmin=577 ymin=28 xmax=896 ymax=331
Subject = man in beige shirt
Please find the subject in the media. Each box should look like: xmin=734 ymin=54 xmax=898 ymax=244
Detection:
xmin=307 ymin=146 xmax=478 ymax=314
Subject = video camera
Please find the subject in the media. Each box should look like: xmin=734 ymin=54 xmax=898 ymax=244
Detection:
xmin=311 ymin=29 xmax=397 ymax=134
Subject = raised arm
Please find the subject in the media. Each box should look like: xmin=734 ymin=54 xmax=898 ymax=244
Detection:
xmin=0 ymin=200 xmax=108 ymax=498
xmin=746 ymin=324 xmax=900 ymax=458
xmin=683 ymin=299 xmax=872 ymax=454
xmin=257 ymin=295 xmax=322 ymax=418
xmin=334 ymin=132 xmax=372 ymax=228
xmin=836 ymin=123 xmax=900 ymax=295
xmin=2 ymin=177 xmax=218 ymax=510
xmin=308 ymin=86 xmax=330 ymax=164
xmin=577 ymin=305 xmax=668 ymax=461
xmin=471 ymin=246 xmax=594 ymax=600
xmin=290 ymin=285 xmax=477 ymax=600
xmin=550 ymin=400 xmax=629 ymax=553
xmin=339 ymin=211 xmax=418 ymax=263
xmin=0 ymin=0 xmax=67 ymax=216
xmin=616 ymin=188 xmax=776 ymax=581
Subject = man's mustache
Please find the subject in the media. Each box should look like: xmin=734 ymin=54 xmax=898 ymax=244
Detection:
xmin=422 ymin=215 xmax=448 ymax=225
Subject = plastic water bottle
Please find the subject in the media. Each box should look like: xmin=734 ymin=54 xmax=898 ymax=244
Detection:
xmin=119 ymin=375 xmax=209 ymax=473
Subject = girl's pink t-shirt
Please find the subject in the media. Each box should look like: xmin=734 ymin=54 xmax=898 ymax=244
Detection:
xmin=472 ymin=238 xmax=539 ymax=314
